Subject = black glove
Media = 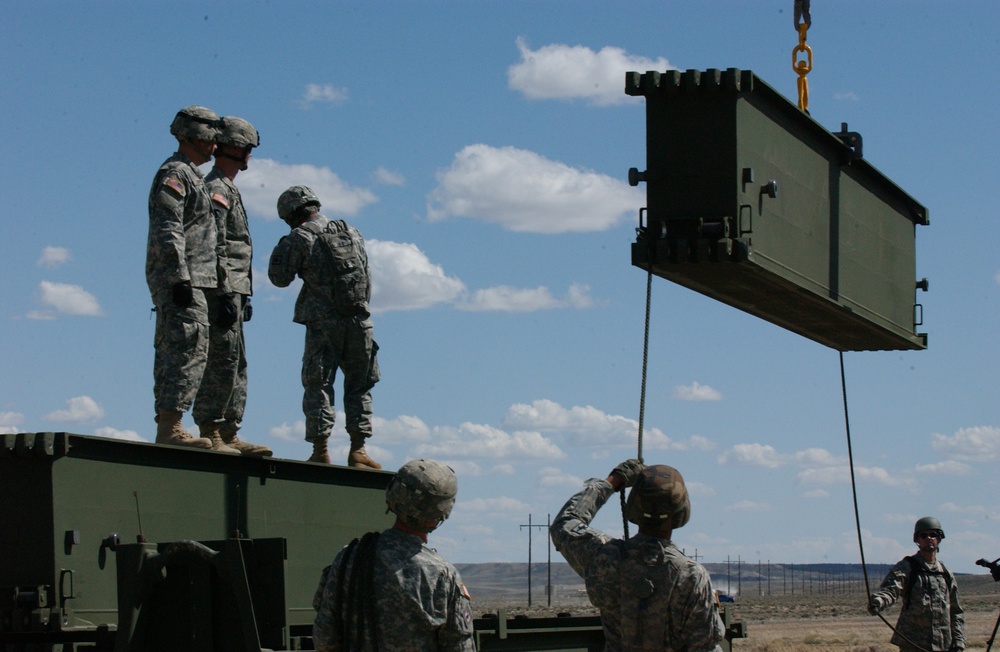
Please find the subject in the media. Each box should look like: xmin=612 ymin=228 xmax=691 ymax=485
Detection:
xmin=171 ymin=281 xmax=193 ymax=308
xmin=243 ymin=296 xmax=253 ymax=322
xmin=611 ymin=459 xmax=644 ymax=487
xmin=214 ymin=293 xmax=239 ymax=329
xmin=867 ymin=598 xmax=881 ymax=616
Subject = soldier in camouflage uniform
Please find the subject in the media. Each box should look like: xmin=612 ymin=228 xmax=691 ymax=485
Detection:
xmin=868 ymin=517 xmax=965 ymax=652
xmin=267 ymin=185 xmax=380 ymax=468
xmin=551 ymin=461 xmax=725 ymax=652
xmin=146 ymin=105 xmax=225 ymax=450
xmin=312 ymin=458 xmax=475 ymax=651
xmin=194 ymin=116 xmax=271 ymax=456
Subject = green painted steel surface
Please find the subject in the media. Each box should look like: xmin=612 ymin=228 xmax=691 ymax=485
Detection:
xmin=0 ymin=432 xmax=393 ymax=637
xmin=627 ymin=68 xmax=928 ymax=351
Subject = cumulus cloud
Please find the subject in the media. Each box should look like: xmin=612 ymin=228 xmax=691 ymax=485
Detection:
xmin=239 ymin=158 xmax=377 ymax=219
xmin=300 ymin=83 xmax=348 ymax=108
xmin=45 ymin=396 xmax=104 ymax=423
xmin=718 ymin=443 xmax=786 ymax=468
xmin=33 ymin=281 xmax=103 ymax=317
xmin=931 ymin=425 xmax=1000 ymax=461
xmin=537 ymin=466 xmax=585 ymax=489
xmin=508 ymin=37 xmax=674 ymax=106
xmin=795 ymin=465 xmax=914 ymax=490
xmin=373 ymin=166 xmax=406 ymax=186
xmin=457 ymin=283 xmax=593 ymax=312
xmin=37 ymin=246 xmax=71 ymax=268
xmin=426 ymin=144 xmax=640 ymax=233
xmin=270 ymin=420 xmax=305 ymax=442
xmin=93 ymin=427 xmax=146 ymax=442
xmin=502 ymin=399 xmax=673 ymax=450
xmin=367 ymin=240 xmax=466 ymax=313
xmin=412 ymin=422 xmax=565 ymax=460
xmin=0 ymin=411 xmax=25 ymax=434
xmin=673 ymin=381 xmax=722 ymax=401
xmin=915 ymin=460 xmax=973 ymax=475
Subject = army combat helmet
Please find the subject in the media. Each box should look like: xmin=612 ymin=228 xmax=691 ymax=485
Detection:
xmin=913 ymin=516 xmax=945 ymax=542
xmin=277 ymin=185 xmax=321 ymax=223
xmin=625 ymin=464 xmax=691 ymax=531
xmin=216 ymin=116 xmax=260 ymax=149
xmin=169 ymin=105 xmax=222 ymax=142
xmin=385 ymin=458 xmax=458 ymax=531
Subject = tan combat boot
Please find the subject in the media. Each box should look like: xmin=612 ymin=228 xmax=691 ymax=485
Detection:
xmin=307 ymin=436 xmax=331 ymax=464
xmin=220 ymin=424 xmax=273 ymax=457
xmin=199 ymin=421 xmax=240 ymax=454
xmin=348 ymin=436 xmax=381 ymax=470
xmin=155 ymin=410 xmax=212 ymax=449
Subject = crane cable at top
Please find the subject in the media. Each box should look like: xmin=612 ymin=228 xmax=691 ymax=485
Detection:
xmin=793 ymin=0 xmax=813 ymax=112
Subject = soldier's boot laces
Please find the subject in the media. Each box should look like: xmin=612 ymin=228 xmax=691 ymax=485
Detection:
xmin=348 ymin=436 xmax=381 ymax=470
xmin=220 ymin=425 xmax=273 ymax=457
xmin=155 ymin=410 xmax=212 ymax=449
xmin=199 ymin=421 xmax=240 ymax=454
xmin=307 ymin=436 xmax=331 ymax=464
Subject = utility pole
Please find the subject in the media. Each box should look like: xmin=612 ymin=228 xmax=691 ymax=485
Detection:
xmin=520 ymin=514 xmax=551 ymax=606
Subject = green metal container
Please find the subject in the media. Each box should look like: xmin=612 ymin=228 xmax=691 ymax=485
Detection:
xmin=627 ymin=68 xmax=928 ymax=351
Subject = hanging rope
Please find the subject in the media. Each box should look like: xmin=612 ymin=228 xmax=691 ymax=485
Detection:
xmin=793 ymin=0 xmax=813 ymax=112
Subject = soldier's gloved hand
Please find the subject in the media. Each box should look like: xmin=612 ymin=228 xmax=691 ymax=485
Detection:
xmin=611 ymin=459 xmax=644 ymax=488
xmin=171 ymin=281 xmax=193 ymax=308
xmin=867 ymin=598 xmax=882 ymax=616
xmin=243 ymin=296 xmax=253 ymax=322
xmin=214 ymin=293 xmax=240 ymax=329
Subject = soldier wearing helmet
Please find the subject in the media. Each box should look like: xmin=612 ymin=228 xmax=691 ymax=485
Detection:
xmin=192 ymin=117 xmax=271 ymax=457
xmin=312 ymin=459 xmax=475 ymax=651
xmin=551 ymin=460 xmax=725 ymax=651
xmin=268 ymin=185 xmax=381 ymax=469
xmin=868 ymin=516 xmax=965 ymax=652
xmin=146 ymin=105 xmax=226 ymax=450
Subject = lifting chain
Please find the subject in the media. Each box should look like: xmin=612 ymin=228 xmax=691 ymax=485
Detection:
xmin=792 ymin=0 xmax=813 ymax=112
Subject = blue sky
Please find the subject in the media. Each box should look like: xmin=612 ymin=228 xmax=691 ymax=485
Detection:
xmin=2 ymin=1 xmax=998 ymax=574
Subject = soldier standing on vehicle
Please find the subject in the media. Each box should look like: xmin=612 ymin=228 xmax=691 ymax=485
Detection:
xmin=267 ymin=186 xmax=380 ymax=468
xmin=312 ymin=458 xmax=475 ymax=651
xmin=147 ymin=105 xmax=224 ymax=449
xmin=194 ymin=116 xmax=272 ymax=456
xmin=551 ymin=460 xmax=725 ymax=652
xmin=868 ymin=517 xmax=966 ymax=652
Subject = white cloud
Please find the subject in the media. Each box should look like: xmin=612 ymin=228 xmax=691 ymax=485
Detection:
xmin=300 ymin=83 xmax=348 ymax=108
xmin=367 ymin=239 xmax=466 ymax=312
xmin=373 ymin=166 xmax=406 ymax=186
xmin=718 ymin=443 xmax=786 ymax=468
xmin=931 ymin=425 xmax=1000 ymax=461
xmin=673 ymin=381 xmax=722 ymax=401
xmin=413 ymin=422 xmax=565 ymax=460
xmin=502 ymin=399 xmax=673 ymax=450
xmin=0 ymin=411 xmax=25 ymax=434
xmin=453 ymin=495 xmax=532 ymax=517
xmin=45 ymin=396 xmax=104 ymax=423
xmin=537 ymin=466 xmax=585 ymax=489
xmin=795 ymin=465 xmax=914 ymax=489
xmin=93 ymin=427 xmax=146 ymax=442
xmin=724 ymin=500 xmax=771 ymax=513
xmin=508 ymin=37 xmax=673 ymax=106
xmin=426 ymin=144 xmax=640 ymax=234
xmin=239 ymin=158 xmax=377 ymax=219
xmin=914 ymin=460 xmax=972 ymax=475
xmin=270 ymin=420 xmax=305 ymax=442
xmin=672 ymin=435 xmax=716 ymax=452
xmin=37 ymin=246 xmax=71 ymax=268
xmin=457 ymin=283 xmax=593 ymax=312
xmin=36 ymin=281 xmax=103 ymax=317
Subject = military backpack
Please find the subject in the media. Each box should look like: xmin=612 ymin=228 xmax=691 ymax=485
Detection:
xmin=304 ymin=219 xmax=371 ymax=317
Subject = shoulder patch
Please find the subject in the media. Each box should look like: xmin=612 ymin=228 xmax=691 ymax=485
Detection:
xmin=211 ymin=192 xmax=230 ymax=209
xmin=163 ymin=176 xmax=186 ymax=197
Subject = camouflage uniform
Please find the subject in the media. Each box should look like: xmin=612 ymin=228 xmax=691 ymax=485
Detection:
xmin=147 ymin=152 xmax=221 ymax=413
xmin=192 ymin=170 xmax=252 ymax=427
xmin=551 ymin=478 xmax=724 ymax=652
xmin=267 ymin=214 xmax=379 ymax=443
xmin=312 ymin=526 xmax=475 ymax=651
xmin=870 ymin=556 xmax=965 ymax=651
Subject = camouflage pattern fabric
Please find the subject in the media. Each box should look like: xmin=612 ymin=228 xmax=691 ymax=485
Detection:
xmin=146 ymin=152 xmax=220 ymax=294
xmin=551 ymin=478 xmax=724 ymax=652
xmin=312 ymin=526 xmax=475 ymax=651
xmin=268 ymin=214 xmax=379 ymax=441
xmin=152 ymin=287 xmax=209 ymax=413
xmin=870 ymin=556 xmax=965 ymax=651
xmin=191 ymin=171 xmax=254 ymax=427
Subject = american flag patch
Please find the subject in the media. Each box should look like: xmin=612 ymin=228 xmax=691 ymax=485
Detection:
xmin=211 ymin=192 xmax=229 ymax=208
xmin=163 ymin=177 xmax=185 ymax=197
